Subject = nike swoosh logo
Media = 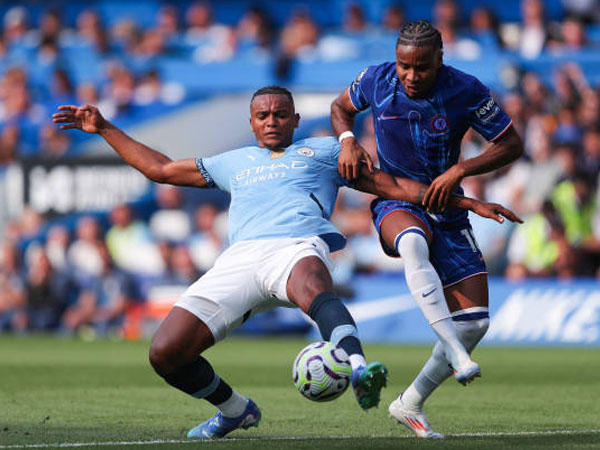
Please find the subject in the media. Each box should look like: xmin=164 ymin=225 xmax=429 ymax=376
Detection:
xmin=379 ymin=114 xmax=400 ymax=121
xmin=422 ymin=288 xmax=437 ymax=298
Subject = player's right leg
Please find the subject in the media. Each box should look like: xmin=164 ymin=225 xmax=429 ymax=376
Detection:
xmin=285 ymin=252 xmax=388 ymax=411
xmin=149 ymin=307 xmax=261 ymax=439
xmin=379 ymin=211 xmax=477 ymax=381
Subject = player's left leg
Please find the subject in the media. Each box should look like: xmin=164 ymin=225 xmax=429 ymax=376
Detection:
xmin=149 ymin=307 xmax=260 ymax=439
xmin=286 ymin=255 xmax=388 ymax=410
xmin=390 ymin=274 xmax=489 ymax=438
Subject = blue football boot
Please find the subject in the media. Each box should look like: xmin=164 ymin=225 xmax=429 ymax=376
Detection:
xmin=187 ymin=398 xmax=261 ymax=439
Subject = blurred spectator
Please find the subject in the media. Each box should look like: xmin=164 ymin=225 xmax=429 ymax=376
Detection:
xmin=187 ymin=203 xmax=223 ymax=274
xmin=276 ymin=9 xmax=319 ymax=79
xmin=382 ymin=4 xmax=404 ymax=32
xmin=521 ymin=72 xmax=554 ymax=115
xmin=149 ymin=185 xmax=191 ymax=243
xmin=165 ymin=243 xmax=199 ymax=284
xmin=49 ymin=69 xmax=75 ymax=104
xmin=105 ymin=204 xmax=164 ymax=275
xmin=552 ymin=171 xmax=599 ymax=251
xmin=67 ymin=215 xmax=105 ymax=281
xmin=236 ymin=7 xmax=274 ymax=52
xmin=581 ymin=127 xmax=600 ymax=177
xmin=22 ymin=246 xmax=75 ymax=330
xmin=185 ymin=2 xmax=236 ymax=63
xmin=506 ymin=200 xmax=578 ymax=279
xmin=99 ymin=63 xmax=135 ymax=118
xmin=3 ymin=6 xmax=29 ymax=47
xmin=44 ymin=224 xmax=69 ymax=271
xmin=437 ymin=22 xmax=481 ymax=60
xmin=133 ymin=69 xmax=185 ymax=106
xmin=343 ymin=3 xmax=368 ymax=33
xmin=518 ymin=0 xmax=548 ymax=58
xmin=75 ymin=9 xmax=108 ymax=54
xmin=558 ymin=17 xmax=587 ymax=50
xmin=433 ymin=0 xmax=461 ymax=31
xmin=469 ymin=7 xmax=503 ymax=49
xmin=62 ymin=244 xmax=135 ymax=336
xmin=76 ymin=82 xmax=101 ymax=106
xmin=39 ymin=122 xmax=70 ymax=157
xmin=0 ymin=239 xmax=25 ymax=331
xmin=155 ymin=4 xmax=180 ymax=40
xmin=280 ymin=10 xmax=319 ymax=60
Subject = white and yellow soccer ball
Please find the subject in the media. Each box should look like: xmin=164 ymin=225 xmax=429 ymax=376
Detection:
xmin=292 ymin=341 xmax=352 ymax=402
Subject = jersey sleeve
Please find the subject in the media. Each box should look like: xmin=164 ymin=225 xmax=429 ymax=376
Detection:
xmin=466 ymin=79 xmax=512 ymax=142
xmin=348 ymin=65 xmax=377 ymax=112
xmin=315 ymin=138 xmax=354 ymax=188
xmin=196 ymin=152 xmax=234 ymax=192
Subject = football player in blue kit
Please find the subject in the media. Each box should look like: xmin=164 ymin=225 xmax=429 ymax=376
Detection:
xmin=331 ymin=20 xmax=524 ymax=438
xmin=53 ymin=85 xmax=520 ymax=440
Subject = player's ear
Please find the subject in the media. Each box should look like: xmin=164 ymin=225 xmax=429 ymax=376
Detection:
xmin=294 ymin=113 xmax=300 ymax=128
xmin=436 ymin=48 xmax=443 ymax=68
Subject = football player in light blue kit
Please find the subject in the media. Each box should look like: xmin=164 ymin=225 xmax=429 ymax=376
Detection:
xmin=53 ymin=86 xmax=519 ymax=440
xmin=331 ymin=20 xmax=524 ymax=438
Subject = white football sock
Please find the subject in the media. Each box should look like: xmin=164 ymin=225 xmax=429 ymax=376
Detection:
xmin=349 ymin=354 xmax=367 ymax=372
xmin=396 ymin=229 xmax=470 ymax=369
xmin=402 ymin=316 xmax=490 ymax=410
xmin=216 ymin=390 xmax=248 ymax=418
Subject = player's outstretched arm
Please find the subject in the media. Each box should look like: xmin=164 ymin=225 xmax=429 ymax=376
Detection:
xmin=423 ymin=125 xmax=524 ymax=212
xmin=52 ymin=104 xmax=208 ymax=188
xmin=331 ymin=88 xmax=374 ymax=180
xmin=354 ymin=165 xmax=522 ymax=224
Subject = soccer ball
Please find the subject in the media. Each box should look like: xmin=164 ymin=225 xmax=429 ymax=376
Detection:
xmin=292 ymin=341 xmax=352 ymax=402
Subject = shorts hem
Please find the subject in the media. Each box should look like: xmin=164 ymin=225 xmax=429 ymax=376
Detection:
xmin=442 ymin=271 xmax=488 ymax=289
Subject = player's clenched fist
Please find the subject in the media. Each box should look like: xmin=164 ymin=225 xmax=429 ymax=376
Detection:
xmin=52 ymin=104 xmax=106 ymax=134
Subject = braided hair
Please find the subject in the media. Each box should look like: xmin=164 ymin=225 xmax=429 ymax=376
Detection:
xmin=396 ymin=20 xmax=443 ymax=49
xmin=251 ymin=86 xmax=294 ymax=106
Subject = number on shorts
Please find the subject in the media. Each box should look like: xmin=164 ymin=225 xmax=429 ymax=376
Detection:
xmin=460 ymin=228 xmax=480 ymax=253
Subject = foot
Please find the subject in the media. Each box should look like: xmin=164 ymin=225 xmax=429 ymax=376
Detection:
xmin=389 ymin=395 xmax=445 ymax=439
xmin=187 ymin=398 xmax=261 ymax=439
xmin=352 ymin=362 xmax=388 ymax=410
xmin=454 ymin=359 xmax=481 ymax=386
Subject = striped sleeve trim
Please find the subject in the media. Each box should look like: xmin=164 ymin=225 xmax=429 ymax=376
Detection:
xmin=195 ymin=158 xmax=215 ymax=188
xmin=489 ymin=120 xmax=513 ymax=142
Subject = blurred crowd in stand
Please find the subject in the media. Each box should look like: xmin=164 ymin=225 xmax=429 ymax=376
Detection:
xmin=1 ymin=0 xmax=600 ymax=336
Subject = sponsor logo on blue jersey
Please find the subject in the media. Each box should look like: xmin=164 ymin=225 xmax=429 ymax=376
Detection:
xmin=475 ymin=98 xmax=500 ymax=123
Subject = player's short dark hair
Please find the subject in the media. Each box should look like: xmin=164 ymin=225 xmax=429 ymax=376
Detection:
xmin=251 ymin=86 xmax=294 ymax=106
xmin=396 ymin=20 xmax=443 ymax=50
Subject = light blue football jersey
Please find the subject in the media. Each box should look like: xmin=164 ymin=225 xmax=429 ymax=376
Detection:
xmin=196 ymin=137 xmax=352 ymax=252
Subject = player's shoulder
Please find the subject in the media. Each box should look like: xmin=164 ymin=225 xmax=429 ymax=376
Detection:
xmin=369 ymin=61 xmax=396 ymax=81
xmin=355 ymin=62 xmax=395 ymax=83
xmin=291 ymin=137 xmax=340 ymax=159
xmin=441 ymin=64 xmax=487 ymax=94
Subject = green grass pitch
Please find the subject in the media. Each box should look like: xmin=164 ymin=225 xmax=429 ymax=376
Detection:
xmin=0 ymin=336 xmax=599 ymax=450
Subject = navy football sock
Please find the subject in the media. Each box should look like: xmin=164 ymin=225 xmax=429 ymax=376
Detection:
xmin=307 ymin=291 xmax=364 ymax=357
xmin=163 ymin=356 xmax=233 ymax=405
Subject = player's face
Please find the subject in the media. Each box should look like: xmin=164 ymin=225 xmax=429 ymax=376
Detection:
xmin=395 ymin=45 xmax=442 ymax=99
xmin=250 ymin=94 xmax=300 ymax=150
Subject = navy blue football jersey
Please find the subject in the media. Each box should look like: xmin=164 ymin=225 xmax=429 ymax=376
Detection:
xmin=350 ymin=63 xmax=511 ymax=181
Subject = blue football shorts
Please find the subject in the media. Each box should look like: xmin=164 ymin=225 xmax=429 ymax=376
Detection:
xmin=371 ymin=199 xmax=487 ymax=287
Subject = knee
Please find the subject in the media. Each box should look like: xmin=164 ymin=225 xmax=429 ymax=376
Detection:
xmin=397 ymin=231 xmax=430 ymax=270
xmin=456 ymin=318 xmax=490 ymax=353
xmin=149 ymin=338 xmax=180 ymax=377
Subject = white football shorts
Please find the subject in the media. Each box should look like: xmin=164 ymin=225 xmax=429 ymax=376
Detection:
xmin=174 ymin=236 xmax=333 ymax=343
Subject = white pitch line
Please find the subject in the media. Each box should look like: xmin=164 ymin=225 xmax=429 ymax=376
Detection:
xmin=1 ymin=429 xmax=599 ymax=449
